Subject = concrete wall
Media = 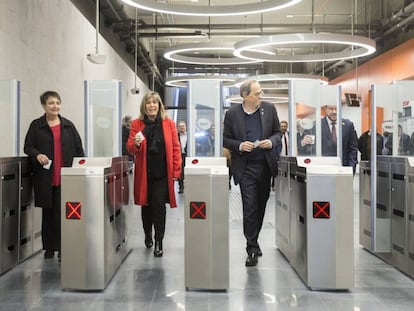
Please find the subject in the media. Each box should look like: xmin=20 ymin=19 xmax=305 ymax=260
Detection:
xmin=0 ymin=0 xmax=149 ymax=155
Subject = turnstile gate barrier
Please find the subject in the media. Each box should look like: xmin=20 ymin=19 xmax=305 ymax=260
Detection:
xmin=61 ymin=157 xmax=132 ymax=290
xmin=275 ymin=157 xmax=354 ymax=290
xmin=184 ymin=157 xmax=229 ymax=290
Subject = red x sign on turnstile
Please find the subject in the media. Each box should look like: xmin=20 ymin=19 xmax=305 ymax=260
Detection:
xmin=313 ymin=201 xmax=330 ymax=219
xmin=190 ymin=201 xmax=206 ymax=219
xmin=66 ymin=202 xmax=81 ymax=220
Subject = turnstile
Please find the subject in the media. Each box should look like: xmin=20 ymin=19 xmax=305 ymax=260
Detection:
xmin=18 ymin=157 xmax=42 ymax=262
xmin=275 ymin=157 xmax=354 ymax=290
xmin=0 ymin=157 xmax=19 ymax=274
xmin=61 ymin=157 xmax=132 ymax=290
xmin=184 ymin=157 xmax=229 ymax=291
xmin=358 ymin=156 xmax=414 ymax=278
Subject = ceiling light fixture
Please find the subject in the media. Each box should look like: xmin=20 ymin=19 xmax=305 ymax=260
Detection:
xmin=234 ymin=73 xmax=329 ymax=87
xmin=121 ymin=0 xmax=303 ymax=17
xmin=164 ymin=42 xmax=261 ymax=65
xmin=165 ymin=75 xmax=237 ymax=88
xmin=233 ymin=33 xmax=376 ymax=62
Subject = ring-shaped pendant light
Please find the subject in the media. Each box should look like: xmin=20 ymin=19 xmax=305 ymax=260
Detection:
xmin=121 ymin=0 xmax=303 ymax=17
xmin=165 ymin=75 xmax=237 ymax=88
xmin=164 ymin=42 xmax=261 ymax=65
xmin=233 ymin=33 xmax=376 ymax=62
xmin=234 ymin=73 xmax=329 ymax=87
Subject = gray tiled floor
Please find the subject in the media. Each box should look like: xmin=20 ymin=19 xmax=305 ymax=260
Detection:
xmin=1 ymin=176 xmax=414 ymax=310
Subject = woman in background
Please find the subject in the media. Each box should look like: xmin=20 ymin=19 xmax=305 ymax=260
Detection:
xmin=24 ymin=91 xmax=84 ymax=259
xmin=127 ymin=92 xmax=181 ymax=257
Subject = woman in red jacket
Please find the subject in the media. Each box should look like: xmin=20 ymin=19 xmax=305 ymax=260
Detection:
xmin=127 ymin=92 xmax=181 ymax=257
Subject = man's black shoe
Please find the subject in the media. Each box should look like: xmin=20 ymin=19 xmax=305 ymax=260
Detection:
xmin=245 ymin=253 xmax=258 ymax=266
xmin=257 ymin=248 xmax=262 ymax=256
xmin=44 ymin=250 xmax=54 ymax=259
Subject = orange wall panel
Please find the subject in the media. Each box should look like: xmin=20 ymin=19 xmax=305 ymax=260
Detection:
xmin=332 ymin=38 xmax=414 ymax=133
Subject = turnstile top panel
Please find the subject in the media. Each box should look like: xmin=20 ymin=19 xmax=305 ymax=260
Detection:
xmin=305 ymin=165 xmax=353 ymax=175
xmin=391 ymin=156 xmax=414 ymax=167
xmin=185 ymin=166 xmax=228 ymax=175
xmin=296 ymin=156 xmax=341 ymax=167
xmin=185 ymin=157 xmax=226 ymax=167
xmin=0 ymin=157 xmax=21 ymax=164
xmin=72 ymin=157 xmax=113 ymax=167
xmin=61 ymin=157 xmax=116 ymax=176
xmin=185 ymin=157 xmax=227 ymax=175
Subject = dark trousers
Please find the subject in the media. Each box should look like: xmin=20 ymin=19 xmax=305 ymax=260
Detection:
xmin=141 ymin=177 xmax=168 ymax=242
xmin=239 ymin=161 xmax=271 ymax=255
xmin=41 ymin=186 xmax=61 ymax=251
xmin=178 ymin=153 xmax=186 ymax=191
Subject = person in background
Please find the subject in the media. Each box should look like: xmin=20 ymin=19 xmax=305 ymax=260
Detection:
xmin=223 ymin=147 xmax=233 ymax=190
xmin=382 ymin=131 xmax=392 ymax=155
xmin=126 ymin=92 xmax=181 ymax=257
xmin=223 ymin=80 xmax=282 ymax=267
xmin=358 ymin=129 xmax=383 ymax=161
xmin=297 ymin=118 xmax=316 ymax=156
xmin=386 ymin=124 xmax=410 ymax=155
xmin=122 ymin=115 xmax=133 ymax=160
xmin=321 ymin=105 xmax=358 ymax=173
xmin=409 ymin=131 xmax=414 ymax=155
xmin=272 ymin=120 xmax=288 ymax=190
xmin=177 ymin=120 xmax=187 ymax=193
xmin=24 ymin=91 xmax=84 ymax=260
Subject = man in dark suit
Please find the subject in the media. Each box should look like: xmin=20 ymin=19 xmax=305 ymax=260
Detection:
xmin=321 ymin=105 xmax=358 ymax=172
xmin=223 ymin=80 xmax=282 ymax=267
xmin=177 ymin=120 xmax=187 ymax=193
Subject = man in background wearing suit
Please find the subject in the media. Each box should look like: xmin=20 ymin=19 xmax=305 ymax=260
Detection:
xmin=321 ymin=105 xmax=358 ymax=173
xmin=177 ymin=121 xmax=187 ymax=193
xmin=223 ymin=80 xmax=282 ymax=267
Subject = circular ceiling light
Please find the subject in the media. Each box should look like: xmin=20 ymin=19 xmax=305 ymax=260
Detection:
xmin=233 ymin=33 xmax=376 ymax=62
xmin=234 ymin=73 xmax=329 ymax=87
xmin=164 ymin=42 xmax=261 ymax=65
xmin=165 ymin=75 xmax=237 ymax=88
xmin=121 ymin=0 xmax=303 ymax=17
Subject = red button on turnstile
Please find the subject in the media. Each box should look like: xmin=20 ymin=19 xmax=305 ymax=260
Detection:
xmin=66 ymin=202 xmax=81 ymax=219
xmin=313 ymin=201 xmax=330 ymax=219
xmin=190 ymin=201 xmax=206 ymax=219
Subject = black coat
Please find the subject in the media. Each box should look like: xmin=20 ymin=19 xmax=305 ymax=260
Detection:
xmin=24 ymin=114 xmax=84 ymax=209
xmin=223 ymin=102 xmax=282 ymax=184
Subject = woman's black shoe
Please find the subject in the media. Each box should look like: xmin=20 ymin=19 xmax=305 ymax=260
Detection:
xmin=44 ymin=250 xmax=54 ymax=259
xmin=153 ymin=241 xmax=163 ymax=257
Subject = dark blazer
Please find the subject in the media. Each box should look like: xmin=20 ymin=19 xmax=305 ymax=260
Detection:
xmin=24 ymin=114 xmax=84 ymax=209
xmin=223 ymin=102 xmax=282 ymax=185
xmin=321 ymin=117 xmax=358 ymax=169
xmin=358 ymin=131 xmax=383 ymax=161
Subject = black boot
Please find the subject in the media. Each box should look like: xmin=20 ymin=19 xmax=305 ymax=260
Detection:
xmin=145 ymin=233 xmax=153 ymax=249
xmin=153 ymin=241 xmax=163 ymax=257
